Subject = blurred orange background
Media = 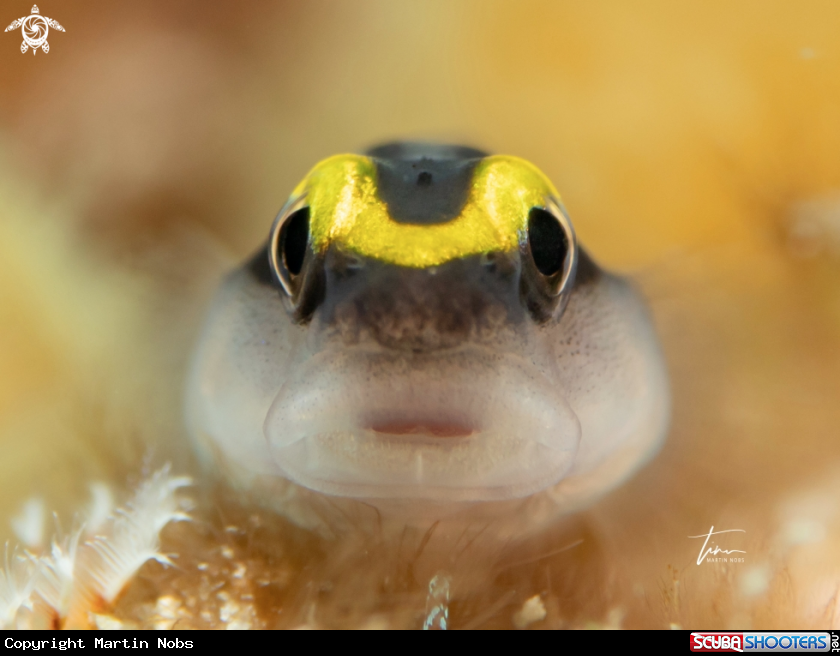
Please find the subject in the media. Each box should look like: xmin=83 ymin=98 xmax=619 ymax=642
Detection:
xmin=3 ymin=0 xmax=840 ymax=627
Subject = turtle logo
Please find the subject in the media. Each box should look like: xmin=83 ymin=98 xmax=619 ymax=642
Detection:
xmin=4 ymin=5 xmax=64 ymax=55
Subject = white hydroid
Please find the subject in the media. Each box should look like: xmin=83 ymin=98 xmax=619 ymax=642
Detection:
xmin=10 ymin=498 xmax=45 ymax=550
xmin=0 ymin=547 xmax=37 ymax=629
xmin=82 ymin=465 xmax=191 ymax=604
xmin=0 ymin=465 xmax=191 ymax=629
xmin=32 ymin=527 xmax=83 ymax=620
xmin=85 ymin=483 xmax=115 ymax=534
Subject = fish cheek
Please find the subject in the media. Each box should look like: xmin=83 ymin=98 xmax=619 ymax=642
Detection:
xmin=185 ymin=269 xmax=308 ymax=479
xmin=538 ymin=274 xmax=670 ymax=506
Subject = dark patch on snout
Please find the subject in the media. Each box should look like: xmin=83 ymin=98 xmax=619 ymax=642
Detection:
xmin=366 ymin=142 xmax=486 ymax=226
xmin=319 ymin=249 xmax=524 ymax=351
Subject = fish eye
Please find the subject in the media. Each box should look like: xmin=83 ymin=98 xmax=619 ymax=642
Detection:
xmin=528 ymin=208 xmax=567 ymax=276
xmin=526 ymin=201 xmax=577 ymax=297
xmin=269 ymin=196 xmax=310 ymax=297
xmin=281 ymin=207 xmax=310 ymax=276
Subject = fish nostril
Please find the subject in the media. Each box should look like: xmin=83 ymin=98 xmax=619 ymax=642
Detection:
xmin=330 ymin=252 xmax=365 ymax=277
xmin=479 ymin=251 xmax=520 ymax=279
xmin=480 ymin=252 xmax=497 ymax=274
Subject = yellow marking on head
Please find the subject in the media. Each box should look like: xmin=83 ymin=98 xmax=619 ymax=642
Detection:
xmin=299 ymin=153 xmax=559 ymax=268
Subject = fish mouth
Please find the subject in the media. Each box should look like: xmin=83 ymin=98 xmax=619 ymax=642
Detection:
xmin=264 ymin=347 xmax=581 ymax=501
xmin=370 ymin=421 xmax=474 ymax=438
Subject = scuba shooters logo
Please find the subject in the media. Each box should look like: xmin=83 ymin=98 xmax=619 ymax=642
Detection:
xmin=690 ymin=633 xmax=835 ymax=652
xmin=4 ymin=5 xmax=64 ymax=55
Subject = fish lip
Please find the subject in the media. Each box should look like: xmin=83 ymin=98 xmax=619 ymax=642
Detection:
xmin=368 ymin=421 xmax=475 ymax=438
xmin=263 ymin=346 xmax=581 ymax=501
